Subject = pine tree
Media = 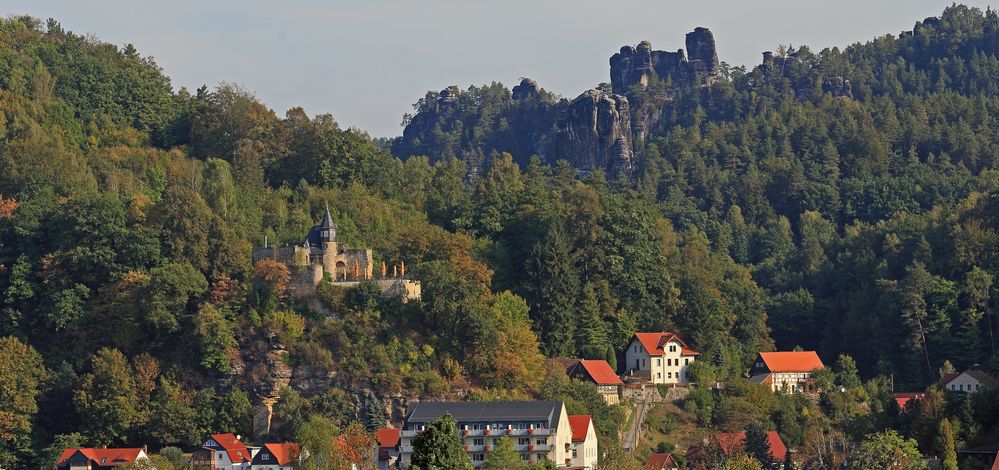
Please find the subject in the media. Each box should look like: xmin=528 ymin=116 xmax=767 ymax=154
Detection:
xmin=528 ymin=223 xmax=579 ymax=356
xmin=936 ymin=418 xmax=958 ymax=470
xmin=744 ymin=422 xmax=776 ymax=469
xmin=575 ymin=282 xmax=609 ymax=359
xmin=411 ymin=414 xmax=472 ymax=470
xmin=482 ymin=437 xmax=525 ymax=470
xmin=363 ymin=397 xmax=387 ymax=432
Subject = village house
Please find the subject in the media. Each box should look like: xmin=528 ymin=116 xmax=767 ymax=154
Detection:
xmin=893 ymin=392 xmax=926 ymax=412
xmin=686 ymin=431 xmax=787 ymax=468
xmin=624 ymin=332 xmax=698 ymax=385
xmin=376 ymin=428 xmax=402 ymax=470
xmin=566 ymin=359 xmax=623 ymax=405
xmin=397 ymin=401 xmax=594 ymax=468
xmin=942 ymin=369 xmax=995 ymax=394
xmin=643 ymin=453 xmax=680 ymax=470
xmin=749 ymin=351 xmax=825 ymax=393
xmin=716 ymin=431 xmax=788 ymax=464
xmin=191 ymin=433 xmax=257 ymax=470
xmin=250 ymin=443 xmax=299 ymax=470
xmin=568 ymin=415 xmax=598 ymax=469
xmin=57 ymin=448 xmax=148 ymax=469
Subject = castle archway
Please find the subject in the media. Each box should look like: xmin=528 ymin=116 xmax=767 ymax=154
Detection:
xmin=335 ymin=261 xmax=347 ymax=281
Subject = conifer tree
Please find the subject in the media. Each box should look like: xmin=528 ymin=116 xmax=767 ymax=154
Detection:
xmin=528 ymin=223 xmax=578 ymax=356
xmin=744 ymin=422 xmax=776 ymax=469
xmin=936 ymin=418 xmax=958 ymax=470
xmin=575 ymin=282 xmax=610 ymax=360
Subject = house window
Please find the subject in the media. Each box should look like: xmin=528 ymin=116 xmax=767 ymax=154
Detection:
xmin=655 ymin=358 xmax=660 ymax=367
xmin=685 ymin=358 xmax=689 ymax=365
xmin=473 ymin=454 xmax=485 ymax=461
xmin=670 ymin=345 xmax=676 ymax=352
xmin=657 ymin=372 xmax=661 ymax=379
xmin=474 ymin=438 xmax=484 ymax=446
xmin=572 ymin=449 xmax=578 ymax=458
xmin=521 ymin=454 xmax=530 ymax=461
xmin=960 ymin=384 xmax=964 ymax=391
xmin=668 ymin=372 xmax=672 ymax=379
xmin=519 ymin=438 xmax=530 ymax=445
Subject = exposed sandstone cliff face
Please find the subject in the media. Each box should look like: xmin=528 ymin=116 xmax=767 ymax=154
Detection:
xmin=610 ymin=28 xmax=720 ymax=94
xmin=554 ymin=90 xmax=633 ymax=178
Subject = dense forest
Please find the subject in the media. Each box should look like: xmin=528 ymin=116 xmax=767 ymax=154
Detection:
xmin=2 ymin=5 xmax=999 ymax=470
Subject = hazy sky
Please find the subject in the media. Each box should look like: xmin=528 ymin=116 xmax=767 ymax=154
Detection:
xmin=5 ymin=0 xmax=994 ymax=136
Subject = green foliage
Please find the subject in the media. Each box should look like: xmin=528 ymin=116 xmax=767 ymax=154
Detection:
xmin=0 ymin=336 xmax=48 ymax=467
xmin=482 ymin=437 xmax=524 ymax=470
xmin=410 ymin=413 xmax=472 ymax=470
xmin=73 ymin=348 xmax=139 ymax=446
xmin=847 ymin=430 xmax=926 ymax=470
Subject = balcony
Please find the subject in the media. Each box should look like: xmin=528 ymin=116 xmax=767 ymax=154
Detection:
xmin=459 ymin=428 xmax=553 ymax=437
xmin=515 ymin=444 xmax=552 ymax=453
xmin=399 ymin=446 xmax=414 ymax=453
xmin=400 ymin=430 xmax=419 ymax=438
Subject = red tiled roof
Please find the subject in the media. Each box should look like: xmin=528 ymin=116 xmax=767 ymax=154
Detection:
xmin=716 ymin=431 xmax=787 ymax=461
xmin=262 ymin=443 xmax=299 ymax=465
xmin=942 ymin=373 xmax=960 ymax=384
xmin=577 ymin=360 xmax=623 ymax=385
xmin=208 ymin=433 xmax=252 ymax=463
xmin=376 ymin=428 xmax=401 ymax=448
xmin=57 ymin=448 xmax=144 ymax=467
xmin=634 ymin=332 xmax=698 ymax=356
xmin=893 ymin=393 xmax=925 ymax=411
xmin=759 ymin=351 xmax=824 ymax=373
xmin=568 ymin=415 xmax=592 ymax=442
xmin=645 ymin=452 xmax=679 ymax=469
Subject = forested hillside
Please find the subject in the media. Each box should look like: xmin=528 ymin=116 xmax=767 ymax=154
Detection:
xmin=1 ymin=6 xmax=999 ymax=470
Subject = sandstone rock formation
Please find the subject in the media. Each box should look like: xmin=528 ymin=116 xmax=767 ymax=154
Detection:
xmin=609 ymin=28 xmax=720 ymax=94
xmin=554 ymin=89 xmax=634 ymax=177
xmin=512 ymin=77 xmax=540 ymax=100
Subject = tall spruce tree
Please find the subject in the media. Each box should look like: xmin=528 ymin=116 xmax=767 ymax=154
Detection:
xmin=528 ymin=223 xmax=579 ymax=356
xmin=744 ymin=422 xmax=776 ymax=469
xmin=575 ymin=282 xmax=610 ymax=360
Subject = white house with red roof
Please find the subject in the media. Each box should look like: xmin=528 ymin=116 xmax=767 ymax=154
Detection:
xmin=624 ymin=332 xmax=698 ymax=385
xmin=191 ymin=433 xmax=257 ymax=470
xmin=375 ymin=428 xmax=401 ymax=470
xmin=567 ymin=415 xmax=598 ymax=469
xmin=250 ymin=442 xmax=299 ymax=470
xmin=644 ymin=453 xmax=680 ymax=470
xmin=56 ymin=447 xmax=148 ymax=469
xmin=943 ymin=369 xmax=995 ymax=394
xmin=567 ymin=359 xmax=623 ymax=404
xmin=749 ymin=351 xmax=825 ymax=393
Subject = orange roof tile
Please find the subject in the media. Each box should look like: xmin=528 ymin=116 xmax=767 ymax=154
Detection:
xmin=375 ymin=428 xmax=401 ymax=448
xmin=568 ymin=415 xmax=592 ymax=442
xmin=634 ymin=332 xmax=698 ymax=356
xmin=645 ymin=452 xmax=679 ymax=469
xmin=207 ymin=433 xmax=252 ymax=463
xmin=716 ymin=431 xmax=787 ymax=461
xmin=264 ymin=443 xmax=299 ymax=465
xmin=57 ymin=448 xmax=144 ymax=467
xmin=759 ymin=351 xmax=824 ymax=373
xmin=576 ymin=359 xmax=623 ymax=385
xmin=893 ymin=393 xmax=925 ymax=411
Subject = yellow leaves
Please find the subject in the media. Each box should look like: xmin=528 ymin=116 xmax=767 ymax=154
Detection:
xmin=0 ymin=193 xmax=16 ymax=219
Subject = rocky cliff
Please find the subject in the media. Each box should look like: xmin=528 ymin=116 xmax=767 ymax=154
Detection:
xmin=610 ymin=27 xmax=720 ymax=94
xmin=554 ymin=90 xmax=634 ymax=177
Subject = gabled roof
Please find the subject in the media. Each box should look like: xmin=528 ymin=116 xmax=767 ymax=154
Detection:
xmin=252 ymin=443 xmax=299 ymax=466
xmin=716 ymin=431 xmax=788 ymax=461
xmin=943 ymin=370 xmax=996 ymax=386
xmin=893 ymin=392 xmax=925 ymax=411
xmin=57 ymin=448 xmax=144 ymax=467
xmin=758 ymin=351 xmax=824 ymax=373
xmin=204 ymin=433 xmax=252 ymax=463
xmin=375 ymin=428 xmax=401 ymax=448
xmin=573 ymin=360 xmax=623 ymax=386
xmin=568 ymin=415 xmax=592 ymax=442
xmin=633 ymin=332 xmax=699 ymax=356
xmin=645 ymin=453 xmax=679 ymax=469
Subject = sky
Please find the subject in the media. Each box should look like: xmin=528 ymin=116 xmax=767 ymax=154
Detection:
xmin=5 ymin=0 xmax=995 ymax=137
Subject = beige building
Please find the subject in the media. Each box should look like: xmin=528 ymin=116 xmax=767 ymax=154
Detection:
xmin=398 ymin=401 xmax=589 ymax=468
xmin=749 ymin=351 xmax=825 ymax=393
xmin=568 ymin=415 xmax=598 ymax=469
xmin=624 ymin=332 xmax=699 ymax=385
xmin=943 ymin=370 xmax=995 ymax=394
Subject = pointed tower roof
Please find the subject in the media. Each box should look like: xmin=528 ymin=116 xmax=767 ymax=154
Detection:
xmin=319 ymin=204 xmax=337 ymax=231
